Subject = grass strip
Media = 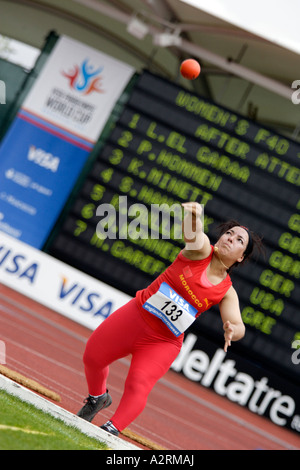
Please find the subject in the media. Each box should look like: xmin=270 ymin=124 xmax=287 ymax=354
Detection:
xmin=0 ymin=389 xmax=108 ymax=450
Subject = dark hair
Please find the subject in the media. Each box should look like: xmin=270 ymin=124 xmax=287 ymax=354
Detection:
xmin=216 ymin=220 xmax=264 ymax=271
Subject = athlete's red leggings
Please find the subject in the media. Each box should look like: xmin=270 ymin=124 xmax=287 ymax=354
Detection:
xmin=83 ymin=298 xmax=182 ymax=431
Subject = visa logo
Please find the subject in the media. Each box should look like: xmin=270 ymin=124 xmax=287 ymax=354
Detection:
xmin=28 ymin=145 xmax=60 ymax=173
xmin=169 ymin=289 xmax=190 ymax=311
xmin=0 ymin=246 xmax=38 ymax=284
xmin=59 ymin=277 xmax=113 ymax=319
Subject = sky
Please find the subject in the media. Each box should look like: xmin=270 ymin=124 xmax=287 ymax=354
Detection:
xmin=180 ymin=0 xmax=300 ymax=55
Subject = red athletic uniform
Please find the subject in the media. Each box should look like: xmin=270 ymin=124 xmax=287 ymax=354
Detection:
xmin=83 ymin=246 xmax=231 ymax=431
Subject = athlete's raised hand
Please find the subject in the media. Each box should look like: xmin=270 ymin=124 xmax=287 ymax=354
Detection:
xmin=223 ymin=320 xmax=234 ymax=352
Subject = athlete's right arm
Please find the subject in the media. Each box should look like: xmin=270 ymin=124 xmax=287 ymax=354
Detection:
xmin=181 ymin=202 xmax=211 ymax=260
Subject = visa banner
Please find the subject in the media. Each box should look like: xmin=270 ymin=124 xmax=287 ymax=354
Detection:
xmin=0 ymin=232 xmax=131 ymax=330
xmin=0 ymin=35 xmax=134 ymax=248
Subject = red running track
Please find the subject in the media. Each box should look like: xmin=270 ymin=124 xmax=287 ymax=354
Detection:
xmin=0 ymin=284 xmax=299 ymax=450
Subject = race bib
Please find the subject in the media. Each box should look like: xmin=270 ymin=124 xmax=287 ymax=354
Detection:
xmin=142 ymin=282 xmax=198 ymax=336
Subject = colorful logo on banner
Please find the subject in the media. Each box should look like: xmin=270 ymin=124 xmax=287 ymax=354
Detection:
xmin=62 ymin=59 xmax=105 ymax=96
xmin=0 ymin=36 xmax=134 ymax=249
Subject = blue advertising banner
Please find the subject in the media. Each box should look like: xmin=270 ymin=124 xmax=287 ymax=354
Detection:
xmin=0 ymin=110 xmax=92 ymax=247
xmin=0 ymin=35 xmax=134 ymax=248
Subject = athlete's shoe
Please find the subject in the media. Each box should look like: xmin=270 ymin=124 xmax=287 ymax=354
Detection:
xmin=77 ymin=391 xmax=112 ymax=422
xmin=100 ymin=420 xmax=119 ymax=436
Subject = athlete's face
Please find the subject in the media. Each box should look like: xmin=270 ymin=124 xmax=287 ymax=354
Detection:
xmin=215 ymin=226 xmax=249 ymax=263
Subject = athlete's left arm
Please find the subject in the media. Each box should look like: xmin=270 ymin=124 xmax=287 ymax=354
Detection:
xmin=219 ymin=286 xmax=246 ymax=352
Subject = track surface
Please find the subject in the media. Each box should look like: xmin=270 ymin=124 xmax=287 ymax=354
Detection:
xmin=0 ymin=284 xmax=299 ymax=450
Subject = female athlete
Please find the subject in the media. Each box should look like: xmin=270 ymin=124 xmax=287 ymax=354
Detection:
xmin=77 ymin=202 xmax=262 ymax=436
